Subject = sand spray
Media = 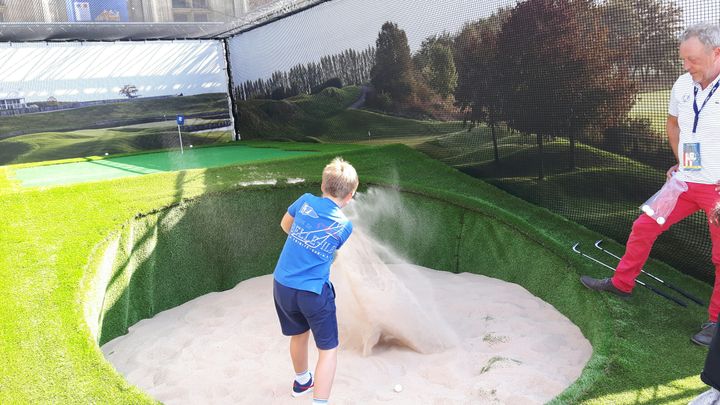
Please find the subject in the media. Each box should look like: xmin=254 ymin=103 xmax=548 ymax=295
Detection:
xmin=332 ymin=186 xmax=458 ymax=356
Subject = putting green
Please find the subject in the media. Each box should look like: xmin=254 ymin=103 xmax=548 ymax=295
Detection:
xmin=11 ymin=144 xmax=313 ymax=187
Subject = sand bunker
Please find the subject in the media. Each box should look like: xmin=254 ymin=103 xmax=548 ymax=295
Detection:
xmin=101 ymin=190 xmax=592 ymax=404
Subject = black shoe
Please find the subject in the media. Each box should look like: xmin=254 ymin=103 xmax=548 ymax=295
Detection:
xmin=580 ymin=276 xmax=632 ymax=299
xmin=691 ymin=322 xmax=718 ymax=347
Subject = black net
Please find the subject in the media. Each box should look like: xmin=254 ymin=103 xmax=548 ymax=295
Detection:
xmin=0 ymin=0 xmax=325 ymax=41
xmin=227 ymin=0 xmax=720 ymax=284
xmin=1 ymin=0 xmax=719 ymax=283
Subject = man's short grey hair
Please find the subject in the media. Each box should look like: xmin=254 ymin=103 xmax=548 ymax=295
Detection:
xmin=681 ymin=23 xmax=720 ymax=49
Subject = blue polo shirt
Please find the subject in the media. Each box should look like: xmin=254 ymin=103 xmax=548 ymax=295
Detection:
xmin=274 ymin=193 xmax=353 ymax=294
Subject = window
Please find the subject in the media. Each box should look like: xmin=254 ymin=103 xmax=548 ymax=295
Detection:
xmin=173 ymin=12 xmax=190 ymax=22
xmin=194 ymin=13 xmax=209 ymax=22
xmin=193 ymin=0 xmax=208 ymax=8
xmin=172 ymin=0 xmax=191 ymax=8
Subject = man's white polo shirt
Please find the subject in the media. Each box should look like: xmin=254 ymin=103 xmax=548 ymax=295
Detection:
xmin=669 ymin=72 xmax=720 ymax=184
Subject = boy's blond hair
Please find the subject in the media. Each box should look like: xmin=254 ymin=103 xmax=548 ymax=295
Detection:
xmin=321 ymin=157 xmax=358 ymax=198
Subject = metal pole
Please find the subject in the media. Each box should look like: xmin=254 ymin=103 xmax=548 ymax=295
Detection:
xmin=177 ymin=124 xmax=184 ymax=154
xmin=573 ymin=242 xmax=687 ymax=307
xmin=594 ymin=240 xmax=704 ymax=306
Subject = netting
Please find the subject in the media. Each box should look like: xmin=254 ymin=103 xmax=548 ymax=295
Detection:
xmin=226 ymin=0 xmax=720 ymax=284
xmin=0 ymin=0 xmax=326 ymax=41
xmin=1 ymin=0 xmax=720 ymax=283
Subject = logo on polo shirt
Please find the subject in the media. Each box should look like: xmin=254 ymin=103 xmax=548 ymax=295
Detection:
xmin=682 ymin=94 xmax=691 ymax=102
xmin=299 ymin=202 xmax=319 ymax=218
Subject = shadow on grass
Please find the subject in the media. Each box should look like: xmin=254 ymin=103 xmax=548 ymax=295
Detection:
xmin=97 ymin=178 xmax=314 ymax=345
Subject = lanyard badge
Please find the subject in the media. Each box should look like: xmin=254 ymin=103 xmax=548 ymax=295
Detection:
xmin=683 ymin=143 xmax=702 ymax=171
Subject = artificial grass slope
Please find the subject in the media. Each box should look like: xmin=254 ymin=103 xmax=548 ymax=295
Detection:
xmin=237 ymin=86 xmax=462 ymax=141
xmin=0 ymin=143 xmax=712 ymax=403
xmin=96 ymin=186 xmax=316 ymax=345
xmin=0 ymin=126 xmax=232 ymax=166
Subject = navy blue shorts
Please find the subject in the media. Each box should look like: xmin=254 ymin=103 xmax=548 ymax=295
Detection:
xmin=273 ymin=280 xmax=338 ymax=350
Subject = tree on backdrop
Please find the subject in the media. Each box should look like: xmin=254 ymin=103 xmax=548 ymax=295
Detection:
xmin=601 ymin=0 xmax=682 ymax=87
xmin=236 ymin=46 xmax=375 ymax=100
xmin=413 ymin=34 xmax=458 ymax=99
xmin=453 ymin=10 xmax=509 ymax=165
xmin=371 ymin=22 xmax=415 ymax=105
xmin=497 ymin=0 xmax=636 ymax=179
xmin=119 ymin=84 xmax=139 ymax=99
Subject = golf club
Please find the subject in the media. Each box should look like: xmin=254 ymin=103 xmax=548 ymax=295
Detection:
xmin=594 ymin=239 xmax=704 ymax=306
xmin=572 ymin=242 xmax=687 ymax=307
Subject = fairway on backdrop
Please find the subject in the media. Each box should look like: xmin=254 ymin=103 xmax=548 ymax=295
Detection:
xmin=101 ymin=189 xmax=591 ymax=403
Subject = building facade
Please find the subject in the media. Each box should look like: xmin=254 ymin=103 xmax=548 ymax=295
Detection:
xmin=0 ymin=97 xmax=27 ymax=110
xmin=0 ymin=0 xmax=274 ymax=23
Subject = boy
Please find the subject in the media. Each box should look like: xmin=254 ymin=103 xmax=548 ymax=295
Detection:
xmin=273 ymin=157 xmax=358 ymax=405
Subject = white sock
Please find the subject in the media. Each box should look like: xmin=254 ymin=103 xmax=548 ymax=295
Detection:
xmin=295 ymin=370 xmax=311 ymax=385
xmin=312 ymin=399 xmax=328 ymax=405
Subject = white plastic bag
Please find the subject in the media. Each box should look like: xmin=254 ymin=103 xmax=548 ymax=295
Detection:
xmin=640 ymin=175 xmax=688 ymax=225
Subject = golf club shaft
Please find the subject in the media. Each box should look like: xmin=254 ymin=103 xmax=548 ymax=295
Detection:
xmin=573 ymin=243 xmax=687 ymax=307
xmin=594 ymin=240 xmax=704 ymax=306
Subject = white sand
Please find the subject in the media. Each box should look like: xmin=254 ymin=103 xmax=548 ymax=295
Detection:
xmin=102 ymin=189 xmax=592 ymax=404
xmin=101 ymin=232 xmax=591 ymax=404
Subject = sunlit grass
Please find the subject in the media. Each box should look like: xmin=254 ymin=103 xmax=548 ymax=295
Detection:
xmin=585 ymin=376 xmax=706 ymax=405
xmin=629 ymin=90 xmax=671 ymax=133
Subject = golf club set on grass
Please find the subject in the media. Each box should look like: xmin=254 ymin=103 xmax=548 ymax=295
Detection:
xmin=573 ymin=240 xmax=704 ymax=308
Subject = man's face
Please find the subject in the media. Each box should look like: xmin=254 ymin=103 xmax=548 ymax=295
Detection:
xmin=680 ymin=36 xmax=720 ymax=85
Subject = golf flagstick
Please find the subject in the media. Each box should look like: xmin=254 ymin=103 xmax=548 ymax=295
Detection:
xmin=594 ymin=240 xmax=704 ymax=306
xmin=572 ymin=242 xmax=687 ymax=307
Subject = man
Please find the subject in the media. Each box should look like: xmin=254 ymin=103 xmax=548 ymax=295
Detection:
xmin=580 ymin=23 xmax=720 ymax=347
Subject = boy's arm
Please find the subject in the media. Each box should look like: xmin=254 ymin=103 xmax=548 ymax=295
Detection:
xmin=280 ymin=212 xmax=294 ymax=234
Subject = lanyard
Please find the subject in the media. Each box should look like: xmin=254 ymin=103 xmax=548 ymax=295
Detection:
xmin=693 ymin=80 xmax=720 ymax=134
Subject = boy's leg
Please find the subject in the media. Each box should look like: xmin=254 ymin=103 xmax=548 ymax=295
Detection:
xmin=297 ymin=283 xmax=338 ymax=402
xmin=273 ymin=280 xmax=314 ymax=390
xmin=313 ymin=347 xmax=338 ymax=401
xmin=611 ymin=189 xmax=700 ymax=292
xmin=290 ymin=330 xmax=311 ymax=374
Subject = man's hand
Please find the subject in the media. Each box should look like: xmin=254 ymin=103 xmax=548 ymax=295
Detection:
xmin=710 ymin=204 xmax=720 ymax=227
xmin=666 ymin=164 xmax=679 ymax=180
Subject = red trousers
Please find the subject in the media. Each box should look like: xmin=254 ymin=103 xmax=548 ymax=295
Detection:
xmin=611 ymin=182 xmax=720 ymax=321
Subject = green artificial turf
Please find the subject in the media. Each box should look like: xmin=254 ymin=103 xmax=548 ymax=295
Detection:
xmin=0 ymin=93 xmax=228 ymax=138
xmin=0 ymin=142 xmax=714 ymax=404
xmin=0 ymin=125 xmax=233 ymax=166
xmin=0 ymin=93 xmax=231 ymax=165
xmin=11 ymin=144 xmax=314 ymax=187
